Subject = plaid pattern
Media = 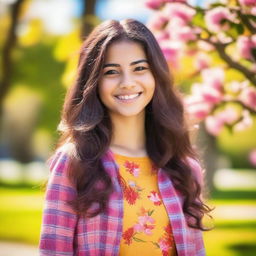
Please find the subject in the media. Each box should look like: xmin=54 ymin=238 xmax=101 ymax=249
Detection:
xmin=39 ymin=148 xmax=205 ymax=256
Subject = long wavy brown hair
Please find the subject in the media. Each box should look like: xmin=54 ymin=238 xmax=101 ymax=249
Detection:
xmin=55 ymin=19 xmax=211 ymax=230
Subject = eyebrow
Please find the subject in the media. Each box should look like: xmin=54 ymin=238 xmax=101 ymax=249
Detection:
xmin=103 ymin=59 xmax=148 ymax=68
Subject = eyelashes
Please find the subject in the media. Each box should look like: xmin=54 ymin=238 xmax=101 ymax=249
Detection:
xmin=103 ymin=66 xmax=148 ymax=75
xmin=104 ymin=70 xmax=117 ymax=75
xmin=135 ymin=66 xmax=148 ymax=71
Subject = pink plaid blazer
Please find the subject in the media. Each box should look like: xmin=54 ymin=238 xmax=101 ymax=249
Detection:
xmin=39 ymin=147 xmax=205 ymax=256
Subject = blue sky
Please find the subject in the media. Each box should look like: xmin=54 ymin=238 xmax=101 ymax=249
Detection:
xmin=23 ymin=0 xmax=213 ymax=35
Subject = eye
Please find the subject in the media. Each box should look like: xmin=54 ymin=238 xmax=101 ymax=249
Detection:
xmin=104 ymin=69 xmax=118 ymax=75
xmin=135 ymin=66 xmax=148 ymax=71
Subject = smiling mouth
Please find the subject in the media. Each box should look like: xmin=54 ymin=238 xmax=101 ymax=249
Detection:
xmin=115 ymin=92 xmax=142 ymax=100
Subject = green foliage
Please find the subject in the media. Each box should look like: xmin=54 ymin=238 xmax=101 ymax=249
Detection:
xmin=191 ymin=10 xmax=205 ymax=28
xmin=217 ymin=118 xmax=256 ymax=168
xmin=12 ymin=39 xmax=66 ymax=133
xmin=225 ymin=21 xmax=245 ymax=38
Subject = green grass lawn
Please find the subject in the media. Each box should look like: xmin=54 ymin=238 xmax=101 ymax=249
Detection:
xmin=0 ymin=186 xmax=256 ymax=255
xmin=0 ymin=187 xmax=44 ymax=245
xmin=204 ymin=220 xmax=256 ymax=256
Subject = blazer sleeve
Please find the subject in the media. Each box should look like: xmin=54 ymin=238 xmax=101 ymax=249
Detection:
xmin=39 ymin=150 xmax=78 ymax=256
xmin=187 ymin=157 xmax=206 ymax=255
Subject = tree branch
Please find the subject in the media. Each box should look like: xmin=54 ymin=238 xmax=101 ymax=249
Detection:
xmin=212 ymin=99 xmax=256 ymax=115
xmin=214 ymin=42 xmax=256 ymax=86
xmin=235 ymin=9 xmax=256 ymax=34
xmin=198 ymin=36 xmax=256 ymax=86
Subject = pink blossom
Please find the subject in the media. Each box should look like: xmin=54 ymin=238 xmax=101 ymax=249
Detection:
xmin=191 ymin=82 xmax=223 ymax=104
xmin=186 ymin=48 xmax=197 ymax=56
xmin=145 ymin=0 xmax=164 ymax=9
xmin=201 ymin=86 xmax=223 ymax=104
xmin=251 ymin=7 xmax=256 ymax=15
xmin=237 ymin=35 xmax=256 ymax=61
xmin=205 ymin=7 xmax=235 ymax=33
xmin=145 ymin=0 xmax=189 ymax=10
xmin=194 ymin=52 xmax=211 ymax=70
xmin=216 ymin=32 xmax=233 ymax=44
xmin=163 ymin=3 xmax=195 ymax=24
xmin=161 ymin=47 xmax=179 ymax=66
xmin=234 ymin=110 xmax=253 ymax=131
xmin=238 ymin=0 xmax=256 ymax=6
xmin=226 ymin=80 xmax=249 ymax=94
xmin=154 ymin=30 xmax=170 ymax=42
xmin=205 ymin=115 xmax=224 ymax=136
xmin=249 ymin=149 xmax=256 ymax=166
xmin=160 ymin=41 xmax=181 ymax=68
xmin=147 ymin=12 xmax=169 ymax=31
xmin=201 ymin=68 xmax=225 ymax=91
xmin=185 ymin=96 xmax=213 ymax=120
xmin=166 ymin=15 xmax=187 ymax=28
xmin=205 ymin=107 xmax=240 ymax=136
xmin=197 ymin=40 xmax=214 ymax=51
xmin=239 ymin=86 xmax=256 ymax=110
xmin=165 ymin=0 xmax=187 ymax=2
xmin=172 ymin=25 xmax=197 ymax=42
xmin=219 ymin=107 xmax=240 ymax=124
xmin=228 ymin=81 xmax=243 ymax=94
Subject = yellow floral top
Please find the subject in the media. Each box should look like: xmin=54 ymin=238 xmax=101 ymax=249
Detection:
xmin=114 ymin=153 xmax=177 ymax=256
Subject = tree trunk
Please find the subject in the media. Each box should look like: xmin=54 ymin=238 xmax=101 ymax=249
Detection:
xmin=80 ymin=0 xmax=98 ymax=38
xmin=196 ymin=123 xmax=218 ymax=198
xmin=0 ymin=0 xmax=24 ymax=119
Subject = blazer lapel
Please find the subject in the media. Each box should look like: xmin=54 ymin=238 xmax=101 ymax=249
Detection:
xmin=101 ymin=150 xmax=124 ymax=256
xmin=158 ymin=168 xmax=189 ymax=256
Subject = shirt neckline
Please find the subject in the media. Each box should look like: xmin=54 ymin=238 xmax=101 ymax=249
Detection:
xmin=113 ymin=152 xmax=150 ymax=161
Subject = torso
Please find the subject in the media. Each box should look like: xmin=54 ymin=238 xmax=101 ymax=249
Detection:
xmin=114 ymin=153 xmax=177 ymax=256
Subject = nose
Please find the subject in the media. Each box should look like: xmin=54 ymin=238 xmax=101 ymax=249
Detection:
xmin=119 ymin=72 xmax=136 ymax=89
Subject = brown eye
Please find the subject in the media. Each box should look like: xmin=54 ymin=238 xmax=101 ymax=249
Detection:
xmin=104 ymin=70 xmax=118 ymax=75
xmin=135 ymin=66 xmax=148 ymax=71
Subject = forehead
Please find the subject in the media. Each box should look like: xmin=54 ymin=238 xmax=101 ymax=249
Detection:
xmin=104 ymin=40 xmax=146 ymax=63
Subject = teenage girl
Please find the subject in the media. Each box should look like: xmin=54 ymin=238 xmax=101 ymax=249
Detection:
xmin=39 ymin=19 xmax=211 ymax=256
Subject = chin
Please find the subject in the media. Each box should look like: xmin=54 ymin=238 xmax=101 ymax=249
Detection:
xmin=111 ymin=109 xmax=145 ymax=118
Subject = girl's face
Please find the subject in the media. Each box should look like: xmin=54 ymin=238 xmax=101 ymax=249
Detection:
xmin=98 ymin=40 xmax=155 ymax=120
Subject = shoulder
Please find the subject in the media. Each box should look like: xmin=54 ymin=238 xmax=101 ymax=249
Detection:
xmin=46 ymin=143 xmax=76 ymax=187
xmin=47 ymin=143 xmax=75 ymax=172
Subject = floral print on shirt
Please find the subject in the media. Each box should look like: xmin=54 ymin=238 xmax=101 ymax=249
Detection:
xmin=121 ymin=179 xmax=143 ymax=205
xmin=152 ymin=224 xmax=175 ymax=256
xmin=115 ymin=156 xmax=176 ymax=256
xmin=148 ymin=191 xmax=162 ymax=206
xmin=122 ymin=207 xmax=155 ymax=244
xmin=124 ymin=160 xmax=140 ymax=177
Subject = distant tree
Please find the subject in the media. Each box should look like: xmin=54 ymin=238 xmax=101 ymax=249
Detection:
xmin=0 ymin=0 xmax=25 ymax=117
xmin=81 ymin=0 xmax=98 ymax=37
xmin=0 ymin=0 xmax=99 ymax=162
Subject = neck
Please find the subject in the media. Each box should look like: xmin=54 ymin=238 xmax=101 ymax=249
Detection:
xmin=109 ymin=112 xmax=147 ymax=157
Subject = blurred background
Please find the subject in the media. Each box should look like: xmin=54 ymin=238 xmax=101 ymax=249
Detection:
xmin=0 ymin=0 xmax=255 ymax=255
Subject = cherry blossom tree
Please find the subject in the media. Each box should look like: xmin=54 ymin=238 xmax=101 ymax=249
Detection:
xmin=145 ymin=0 xmax=256 ymax=171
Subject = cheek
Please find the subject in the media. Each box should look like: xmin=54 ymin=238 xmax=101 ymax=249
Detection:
xmin=98 ymin=81 xmax=114 ymax=105
xmin=98 ymin=83 xmax=106 ymax=103
xmin=146 ymin=74 xmax=156 ymax=92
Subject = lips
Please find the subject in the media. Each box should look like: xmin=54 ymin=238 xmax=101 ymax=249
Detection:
xmin=115 ymin=92 xmax=142 ymax=100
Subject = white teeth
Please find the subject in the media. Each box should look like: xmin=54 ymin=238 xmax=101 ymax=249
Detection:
xmin=116 ymin=93 xmax=140 ymax=100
